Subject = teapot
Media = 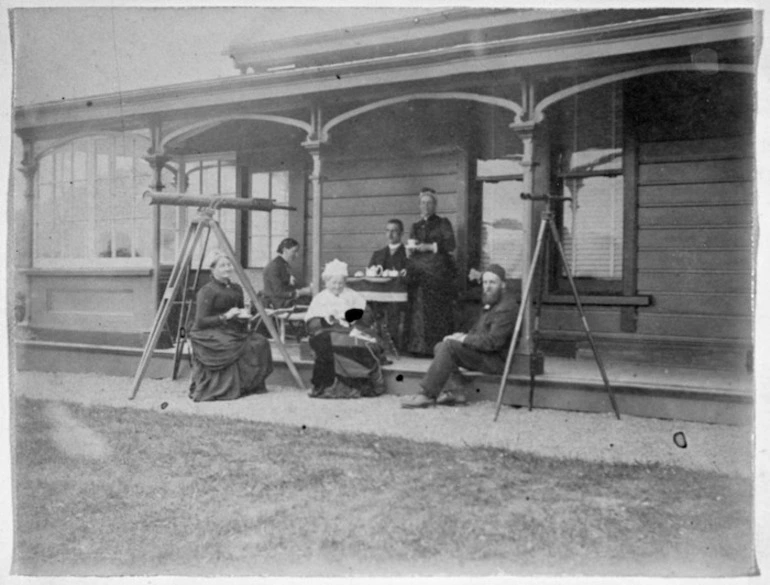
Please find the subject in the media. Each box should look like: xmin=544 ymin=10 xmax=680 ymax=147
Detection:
xmin=365 ymin=265 xmax=383 ymax=277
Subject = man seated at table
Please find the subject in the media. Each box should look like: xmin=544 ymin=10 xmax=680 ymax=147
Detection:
xmin=368 ymin=219 xmax=408 ymax=272
xmin=400 ymin=264 xmax=517 ymax=408
xmin=368 ymin=219 xmax=408 ymax=351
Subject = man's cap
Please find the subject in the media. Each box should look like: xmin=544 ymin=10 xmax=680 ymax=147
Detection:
xmin=484 ymin=264 xmax=506 ymax=282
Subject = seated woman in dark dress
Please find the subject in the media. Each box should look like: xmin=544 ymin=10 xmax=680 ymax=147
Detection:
xmin=304 ymin=259 xmax=386 ymax=399
xmin=262 ymin=238 xmax=313 ymax=309
xmin=405 ymin=188 xmax=458 ymax=356
xmin=187 ymin=252 xmax=273 ymax=402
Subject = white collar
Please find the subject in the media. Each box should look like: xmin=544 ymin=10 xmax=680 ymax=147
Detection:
xmin=388 ymin=243 xmax=403 ymax=252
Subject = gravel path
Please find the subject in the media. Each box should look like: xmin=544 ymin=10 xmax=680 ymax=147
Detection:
xmin=13 ymin=371 xmax=754 ymax=477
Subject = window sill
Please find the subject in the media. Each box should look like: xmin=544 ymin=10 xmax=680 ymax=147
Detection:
xmin=543 ymin=294 xmax=652 ymax=307
xmin=19 ymin=267 xmax=153 ymax=277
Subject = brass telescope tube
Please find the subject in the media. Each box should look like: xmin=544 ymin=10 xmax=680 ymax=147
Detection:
xmin=143 ymin=191 xmax=296 ymax=212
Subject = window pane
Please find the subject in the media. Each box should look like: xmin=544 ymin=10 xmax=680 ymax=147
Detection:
xmin=271 ymin=171 xmax=289 ymax=203
xmin=249 ymin=235 xmax=271 ymax=269
xmin=35 ymin=221 xmax=58 ymax=259
xmin=62 ymin=220 xmax=89 ymax=258
xmin=38 ymin=154 xmax=53 ymax=183
xmin=73 ymin=140 xmax=89 ymax=181
xmin=55 ymin=149 xmax=72 ymax=183
xmin=71 ymin=182 xmax=89 ymax=216
xmin=111 ymin=179 xmax=135 ymax=219
xmin=220 ymin=164 xmax=236 ymax=195
xmin=96 ymin=223 xmax=113 ymax=258
xmin=160 ymin=229 xmax=177 ymax=264
xmin=202 ymin=162 xmax=219 ymax=195
xmin=95 ymin=179 xmax=111 ymax=219
xmin=251 ymin=172 xmax=270 ymax=198
xmin=38 ymin=182 xmax=54 ymax=213
xmin=132 ymin=217 xmax=151 ymax=258
xmin=481 ymin=178 xmax=525 ymax=279
xmin=559 ymin=84 xmax=622 ymax=174
xmin=112 ymin=221 xmax=134 ymax=257
xmin=115 ymin=152 xmax=134 ymax=178
xmin=96 ymin=139 xmax=111 ymax=179
xmin=249 ymin=212 xmax=270 ymax=268
xmin=562 ymin=176 xmax=623 ymax=279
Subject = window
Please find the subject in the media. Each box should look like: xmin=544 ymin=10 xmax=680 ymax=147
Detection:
xmin=552 ymin=83 xmax=624 ymax=292
xmin=246 ymin=170 xmax=290 ymax=268
xmin=181 ymin=157 xmax=237 ymax=267
xmin=477 ymin=159 xmax=525 ymax=279
xmin=34 ymin=134 xmax=153 ymax=267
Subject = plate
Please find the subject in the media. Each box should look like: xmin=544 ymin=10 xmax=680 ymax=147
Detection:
xmin=346 ymin=276 xmax=364 ymax=283
xmin=364 ymin=276 xmax=393 ymax=283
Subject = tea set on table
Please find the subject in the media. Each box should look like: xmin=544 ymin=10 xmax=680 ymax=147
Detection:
xmin=353 ymin=265 xmax=406 ymax=279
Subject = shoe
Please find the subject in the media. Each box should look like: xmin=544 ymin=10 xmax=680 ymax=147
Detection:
xmin=436 ymin=390 xmax=467 ymax=406
xmin=400 ymin=394 xmax=435 ymax=409
xmin=308 ymin=385 xmax=326 ymax=398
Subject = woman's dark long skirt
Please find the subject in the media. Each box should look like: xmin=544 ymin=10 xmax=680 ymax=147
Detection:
xmin=406 ymin=254 xmax=456 ymax=356
xmin=188 ymin=328 xmax=273 ymax=402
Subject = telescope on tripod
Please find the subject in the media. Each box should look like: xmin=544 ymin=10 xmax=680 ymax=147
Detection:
xmin=128 ymin=191 xmax=306 ymax=400
xmin=493 ymin=192 xmax=621 ymax=421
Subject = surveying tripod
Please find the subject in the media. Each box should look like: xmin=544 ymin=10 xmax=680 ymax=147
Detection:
xmin=129 ymin=198 xmax=306 ymax=400
xmin=493 ymin=193 xmax=621 ymax=421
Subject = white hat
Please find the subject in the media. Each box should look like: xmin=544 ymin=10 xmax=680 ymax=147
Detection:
xmin=322 ymin=258 xmax=349 ymax=279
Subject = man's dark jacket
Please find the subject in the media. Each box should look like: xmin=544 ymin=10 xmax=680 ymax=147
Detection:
xmin=463 ymin=290 xmax=518 ymax=360
xmin=368 ymin=244 xmax=407 ymax=271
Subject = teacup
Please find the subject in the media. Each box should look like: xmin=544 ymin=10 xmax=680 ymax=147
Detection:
xmin=383 ymin=269 xmax=399 ymax=277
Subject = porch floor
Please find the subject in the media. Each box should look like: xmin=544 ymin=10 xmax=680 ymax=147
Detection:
xmin=14 ymin=338 xmax=754 ymax=425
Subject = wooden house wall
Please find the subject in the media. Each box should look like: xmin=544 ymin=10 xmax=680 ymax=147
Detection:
xmin=308 ymin=152 xmax=463 ymax=273
xmin=539 ymin=72 xmax=754 ymax=369
xmin=635 ymin=136 xmax=753 ymax=342
xmin=26 ymin=272 xmax=156 ymax=346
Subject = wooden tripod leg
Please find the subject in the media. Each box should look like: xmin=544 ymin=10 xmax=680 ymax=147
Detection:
xmin=171 ymin=261 xmax=192 ymax=380
xmin=172 ymin=228 xmax=211 ymax=380
xmin=207 ymin=220 xmax=307 ymax=391
xmin=529 ymin=223 xmax=550 ymax=411
xmin=493 ymin=217 xmax=549 ymax=421
xmin=547 ymin=219 xmax=621 ymax=420
xmin=129 ymin=220 xmax=207 ymax=400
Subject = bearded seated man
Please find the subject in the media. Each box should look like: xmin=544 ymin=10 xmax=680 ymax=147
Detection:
xmin=400 ymin=264 xmax=517 ymax=408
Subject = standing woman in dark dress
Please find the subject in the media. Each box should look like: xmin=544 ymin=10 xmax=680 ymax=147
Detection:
xmin=405 ymin=188 xmax=457 ymax=356
xmin=188 ymin=252 xmax=273 ymax=402
xmin=262 ymin=238 xmax=312 ymax=309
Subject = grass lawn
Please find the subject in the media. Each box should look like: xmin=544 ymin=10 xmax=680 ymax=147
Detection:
xmin=12 ymin=396 xmax=755 ymax=577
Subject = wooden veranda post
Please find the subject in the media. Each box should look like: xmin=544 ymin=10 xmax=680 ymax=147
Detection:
xmin=145 ymin=121 xmax=171 ymax=311
xmin=303 ymin=139 xmax=325 ymax=294
xmin=509 ymin=118 xmax=538 ymax=355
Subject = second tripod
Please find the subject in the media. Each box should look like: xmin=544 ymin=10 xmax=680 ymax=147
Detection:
xmin=493 ymin=193 xmax=621 ymax=421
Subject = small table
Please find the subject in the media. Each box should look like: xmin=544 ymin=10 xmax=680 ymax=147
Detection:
xmin=347 ymin=277 xmax=408 ymax=356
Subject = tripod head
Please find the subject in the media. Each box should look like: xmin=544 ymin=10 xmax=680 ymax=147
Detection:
xmin=521 ymin=193 xmax=572 ymax=218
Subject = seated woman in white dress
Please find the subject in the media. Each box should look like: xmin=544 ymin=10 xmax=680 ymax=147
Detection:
xmin=304 ymin=259 xmax=386 ymax=399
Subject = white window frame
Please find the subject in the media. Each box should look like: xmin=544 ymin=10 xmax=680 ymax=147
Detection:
xmin=33 ymin=132 xmax=154 ymax=269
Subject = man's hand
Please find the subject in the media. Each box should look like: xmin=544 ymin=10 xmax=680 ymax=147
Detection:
xmin=443 ymin=332 xmax=467 ymax=343
xmin=297 ymin=285 xmax=313 ymax=296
